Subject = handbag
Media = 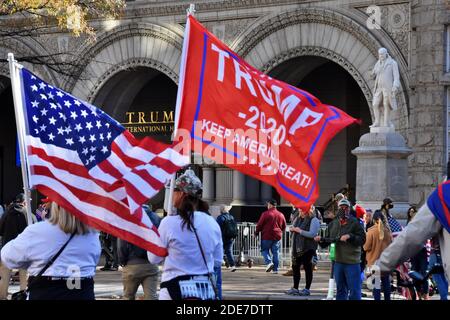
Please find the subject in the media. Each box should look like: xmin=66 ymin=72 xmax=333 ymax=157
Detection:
xmin=11 ymin=231 xmax=76 ymax=300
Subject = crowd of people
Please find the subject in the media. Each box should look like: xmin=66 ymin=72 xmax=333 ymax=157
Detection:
xmin=0 ymin=169 xmax=449 ymax=300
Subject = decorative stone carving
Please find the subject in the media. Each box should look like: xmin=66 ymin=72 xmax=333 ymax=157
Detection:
xmin=233 ymin=8 xmax=381 ymax=59
xmin=84 ymin=57 xmax=179 ymax=103
xmin=66 ymin=22 xmax=183 ymax=92
xmin=124 ymin=0 xmax=299 ymax=18
xmin=356 ymin=3 xmax=410 ymax=64
xmin=204 ymin=18 xmax=256 ymax=46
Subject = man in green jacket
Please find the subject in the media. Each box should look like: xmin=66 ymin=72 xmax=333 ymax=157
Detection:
xmin=315 ymin=199 xmax=366 ymax=300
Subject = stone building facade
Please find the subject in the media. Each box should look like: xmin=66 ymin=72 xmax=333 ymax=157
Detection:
xmin=0 ymin=0 xmax=449 ymax=219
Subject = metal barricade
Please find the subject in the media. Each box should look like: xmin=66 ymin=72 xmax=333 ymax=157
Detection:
xmin=233 ymin=222 xmax=330 ymax=267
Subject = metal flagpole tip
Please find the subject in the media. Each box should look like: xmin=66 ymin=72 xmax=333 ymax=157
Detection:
xmin=187 ymin=3 xmax=196 ymax=15
xmin=7 ymin=52 xmax=15 ymax=62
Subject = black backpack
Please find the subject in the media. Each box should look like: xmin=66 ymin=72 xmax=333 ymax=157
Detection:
xmin=221 ymin=214 xmax=238 ymax=239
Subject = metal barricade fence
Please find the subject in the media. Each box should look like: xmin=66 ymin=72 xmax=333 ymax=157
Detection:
xmin=233 ymin=222 xmax=330 ymax=268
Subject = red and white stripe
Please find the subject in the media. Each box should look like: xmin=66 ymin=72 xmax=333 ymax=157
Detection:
xmin=25 ymin=132 xmax=189 ymax=257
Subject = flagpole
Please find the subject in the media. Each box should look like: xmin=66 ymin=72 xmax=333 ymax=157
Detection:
xmin=8 ymin=53 xmax=34 ymax=225
xmin=165 ymin=3 xmax=195 ymax=215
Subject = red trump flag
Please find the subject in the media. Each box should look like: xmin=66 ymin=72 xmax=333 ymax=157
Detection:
xmin=175 ymin=15 xmax=358 ymax=210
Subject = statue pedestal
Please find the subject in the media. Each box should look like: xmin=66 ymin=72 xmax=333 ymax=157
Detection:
xmin=351 ymin=131 xmax=412 ymax=224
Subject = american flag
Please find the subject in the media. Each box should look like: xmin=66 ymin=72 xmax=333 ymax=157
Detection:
xmin=19 ymin=67 xmax=189 ymax=256
xmin=387 ymin=215 xmax=403 ymax=237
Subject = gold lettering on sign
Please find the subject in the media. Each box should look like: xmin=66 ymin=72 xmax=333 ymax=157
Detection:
xmin=122 ymin=110 xmax=174 ymax=125
xmin=163 ymin=111 xmax=174 ymax=122
xmin=150 ymin=111 xmax=159 ymax=123
xmin=138 ymin=112 xmax=145 ymax=124
xmin=125 ymin=112 xmax=135 ymax=124
xmin=122 ymin=110 xmax=174 ymax=137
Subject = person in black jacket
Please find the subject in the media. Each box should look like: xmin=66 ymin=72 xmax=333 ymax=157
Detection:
xmin=117 ymin=206 xmax=161 ymax=300
xmin=0 ymin=193 xmax=29 ymax=299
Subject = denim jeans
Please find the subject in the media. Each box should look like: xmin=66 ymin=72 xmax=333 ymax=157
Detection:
xmin=334 ymin=262 xmax=362 ymax=300
xmin=214 ymin=264 xmax=222 ymax=300
xmin=223 ymin=239 xmax=235 ymax=267
xmin=411 ymin=247 xmax=429 ymax=296
xmin=373 ymin=274 xmax=391 ymax=300
xmin=429 ymin=252 xmax=448 ymax=300
xmin=261 ymin=240 xmax=280 ymax=271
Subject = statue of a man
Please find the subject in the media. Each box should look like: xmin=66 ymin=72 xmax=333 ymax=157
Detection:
xmin=370 ymin=48 xmax=400 ymax=129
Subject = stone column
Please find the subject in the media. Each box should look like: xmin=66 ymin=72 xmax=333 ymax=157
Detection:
xmin=215 ymin=167 xmax=233 ymax=204
xmin=231 ymin=170 xmax=246 ymax=205
xmin=352 ymin=129 xmax=412 ymax=222
xmin=260 ymin=182 xmax=272 ymax=204
xmin=246 ymin=176 xmax=260 ymax=205
xmin=202 ymin=166 xmax=215 ymax=203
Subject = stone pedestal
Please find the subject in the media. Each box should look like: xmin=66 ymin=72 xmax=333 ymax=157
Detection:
xmin=351 ymin=131 xmax=412 ymax=222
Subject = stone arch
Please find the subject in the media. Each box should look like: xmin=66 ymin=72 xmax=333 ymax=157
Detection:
xmin=231 ymin=7 xmax=410 ymax=131
xmin=0 ymin=37 xmax=58 ymax=84
xmin=68 ymin=22 xmax=183 ymax=102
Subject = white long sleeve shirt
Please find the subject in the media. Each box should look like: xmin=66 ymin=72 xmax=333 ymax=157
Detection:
xmin=148 ymin=211 xmax=223 ymax=283
xmin=0 ymin=220 xmax=101 ymax=277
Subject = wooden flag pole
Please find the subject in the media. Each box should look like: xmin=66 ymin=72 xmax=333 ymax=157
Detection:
xmin=7 ymin=53 xmax=34 ymax=225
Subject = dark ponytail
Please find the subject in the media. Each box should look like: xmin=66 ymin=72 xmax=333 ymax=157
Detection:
xmin=178 ymin=194 xmax=196 ymax=231
xmin=178 ymin=195 xmax=211 ymax=231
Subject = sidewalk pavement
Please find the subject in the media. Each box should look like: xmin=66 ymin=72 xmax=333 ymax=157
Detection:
xmin=6 ymin=263 xmax=447 ymax=300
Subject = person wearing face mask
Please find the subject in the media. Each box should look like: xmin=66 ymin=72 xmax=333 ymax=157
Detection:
xmin=379 ymin=198 xmax=403 ymax=237
xmin=314 ymin=199 xmax=366 ymax=300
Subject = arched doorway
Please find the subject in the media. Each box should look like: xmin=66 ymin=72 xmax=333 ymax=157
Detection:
xmin=0 ymin=76 xmax=23 ymax=206
xmin=92 ymin=67 xmax=178 ymax=207
xmin=268 ymin=56 xmax=371 ymax=204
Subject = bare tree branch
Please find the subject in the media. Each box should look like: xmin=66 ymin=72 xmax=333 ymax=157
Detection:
xmin=0 ymin=0 xmax=126 ymax=78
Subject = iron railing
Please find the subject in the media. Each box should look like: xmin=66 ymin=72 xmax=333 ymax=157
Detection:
xmin=233 ymin=222 xmax=329 ymax=268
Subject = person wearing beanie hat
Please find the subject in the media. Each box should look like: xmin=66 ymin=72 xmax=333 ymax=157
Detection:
xmin=354 ymin=205 xmax=366 ymax=220
xmin=148 ymin=169 xmax=223 ymax=300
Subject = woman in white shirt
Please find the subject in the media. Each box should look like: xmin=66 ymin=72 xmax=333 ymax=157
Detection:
xmin=148 ymin=169 xmax=223 ymax=300
xmin=0 ymin=202 xmax=101 ymax=300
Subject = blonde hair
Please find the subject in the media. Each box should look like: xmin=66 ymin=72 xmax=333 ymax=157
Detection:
xmin=48 ymin=202 xmax=90 ymax=235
